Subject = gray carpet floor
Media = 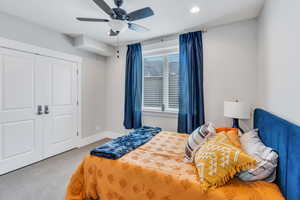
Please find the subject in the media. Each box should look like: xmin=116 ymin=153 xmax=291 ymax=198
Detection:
xmin=0 ymin=138 xmax=110 ymax=200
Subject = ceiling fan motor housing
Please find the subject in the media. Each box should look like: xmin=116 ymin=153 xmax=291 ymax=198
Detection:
xmin=112 ymin=8 xmax=127 ymax=20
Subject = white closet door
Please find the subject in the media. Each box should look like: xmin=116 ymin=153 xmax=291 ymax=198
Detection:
xmin=0 ymin=48 xmax=43 ymax=175
xmin=36 ymin=56 xmax=78 ymax=158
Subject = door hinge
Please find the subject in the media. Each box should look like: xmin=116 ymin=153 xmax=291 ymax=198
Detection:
xmin=76 ymin=69 xmax=79 ymax=75
xmin=77 ymin=100 xmax=79 ymax=106
xmin=76 ymin=131 xmax=79 ymax=136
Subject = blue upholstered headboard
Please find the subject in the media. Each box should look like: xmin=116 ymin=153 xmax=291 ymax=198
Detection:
xmin=254 ymin=109 xmax=300 ymax=200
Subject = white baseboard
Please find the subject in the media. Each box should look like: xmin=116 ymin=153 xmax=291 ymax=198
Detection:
xmin=78 ymin=131 xmax=123 ymax=148
xmin=101 ymin=130 xmax=124 ymax=138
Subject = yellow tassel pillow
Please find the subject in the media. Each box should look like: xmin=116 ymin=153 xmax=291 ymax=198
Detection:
xmin=194 ymin=132 xmax=256 ymax=191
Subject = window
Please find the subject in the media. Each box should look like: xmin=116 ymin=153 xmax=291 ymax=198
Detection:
xmin=143 ymin=53 xmax=179 ymax=113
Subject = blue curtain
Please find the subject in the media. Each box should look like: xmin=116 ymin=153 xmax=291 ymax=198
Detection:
xmin=177 ymin=31 xmax=205 ymax=133
xmin=123 ymin=43 xmax=143 ymax=129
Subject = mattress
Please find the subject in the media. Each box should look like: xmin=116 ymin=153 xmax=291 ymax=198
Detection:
xmin=65 ymin=131 xmax=284 ymax=200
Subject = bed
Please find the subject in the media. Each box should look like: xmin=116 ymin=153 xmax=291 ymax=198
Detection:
xmin=66 ymin=109 xmax=299 ymax=200
xmin=254 ymin=109 xmax=300 ymax=200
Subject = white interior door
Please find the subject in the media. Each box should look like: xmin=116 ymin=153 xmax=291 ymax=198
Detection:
xmin=0 ymin=48 xmax=43 ymax=175
xmin=36 ymin=56 xmax=78 ymax=158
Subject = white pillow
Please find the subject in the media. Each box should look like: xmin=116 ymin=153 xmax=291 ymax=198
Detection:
xmin=237 ymin=129 xmax=278 ymax=182
xmin=184 ymin=123 xmax=216 ymax=162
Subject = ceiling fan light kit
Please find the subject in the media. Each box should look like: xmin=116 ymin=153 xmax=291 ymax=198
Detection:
xmin=108 ymin=20 xmax=127 ymax=32
xmin=77 ymin=0 xmax=154 ymax=36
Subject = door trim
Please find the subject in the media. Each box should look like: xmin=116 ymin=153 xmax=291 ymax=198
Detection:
xmin=76 ymin=63 xmax=83 ymax=147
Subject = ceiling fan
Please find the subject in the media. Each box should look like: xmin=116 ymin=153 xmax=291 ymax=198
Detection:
xmin=77 ymin=0 xmax=154 ymax=36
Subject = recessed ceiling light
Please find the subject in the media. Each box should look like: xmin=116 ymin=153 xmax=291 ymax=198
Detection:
xmin=190 ymin=6 xmax=200 ymax=14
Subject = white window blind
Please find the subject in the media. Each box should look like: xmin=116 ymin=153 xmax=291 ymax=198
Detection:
xmin=167 ymin=54 xmax=179 ymax=109
xmin=143 ymin=53 xmax=179 ymax=112
xmin=143 ymin=56 xmax=164 ymax=108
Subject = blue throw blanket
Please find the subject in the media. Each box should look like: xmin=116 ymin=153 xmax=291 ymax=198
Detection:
xmin=90 ymin=126 xmax=161 ymax=159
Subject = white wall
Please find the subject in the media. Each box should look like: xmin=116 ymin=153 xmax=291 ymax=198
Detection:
xmin=106 ymin=19 xmax=258 ymax=132
xmin=0 ymin=12 xmax=108 ymax=138
xmin=105 ymin=48 xmax=127 ymax=133
xmin=81 ymin=58 xmax=107 ymax=138
xmin=257 ymin=0 xmax=300 ymax=125
xmin=0 ymin=12 xmax=99 ymax=60
xmin=204 ymin=19 xmax=257 ymax=129
xmin=143 ymin=113 xmax=178 ymax=132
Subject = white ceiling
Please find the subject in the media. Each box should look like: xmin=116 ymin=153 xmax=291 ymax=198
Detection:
xmin=0 ymin=0 xmax=264 ymax=45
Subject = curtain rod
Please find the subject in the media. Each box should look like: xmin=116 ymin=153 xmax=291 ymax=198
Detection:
xmin=123 ymin=28 xmax=208 ymax=46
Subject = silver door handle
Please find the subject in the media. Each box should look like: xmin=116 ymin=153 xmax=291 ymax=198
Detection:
xmin=44 ymin=105 xmax=50 ymax=114
xmin=37 ymin=105 xmax=43 ymax=115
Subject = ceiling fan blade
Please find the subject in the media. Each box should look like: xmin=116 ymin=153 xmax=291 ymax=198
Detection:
xmin=93 ymin=0 xmax=115 ymax=17
xmin=76 ymin=17 xmax=109 ymax=22
xmin=109 ymin=29 xmax=120 ymax=36
xmin=127 ymin=7 xmax=154 ymax=21
xmin=128 ymin=23 xmax=150 ymax=32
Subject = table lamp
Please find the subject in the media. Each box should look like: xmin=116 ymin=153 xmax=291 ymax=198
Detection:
xmin=224 ymin=100 xmax=250 ymax=133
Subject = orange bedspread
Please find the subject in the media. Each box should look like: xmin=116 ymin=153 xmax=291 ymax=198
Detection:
xmin=66 ymin=131 xmax=284 ymax=200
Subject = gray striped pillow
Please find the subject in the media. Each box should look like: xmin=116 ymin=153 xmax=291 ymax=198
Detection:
xmin=184 ymin=123 xmax=216 ymax=162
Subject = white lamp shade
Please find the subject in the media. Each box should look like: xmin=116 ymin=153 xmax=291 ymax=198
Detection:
xmin=224 ymin=101 xmax=250 ymax=119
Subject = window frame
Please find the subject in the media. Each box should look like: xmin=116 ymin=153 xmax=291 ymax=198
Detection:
xmin=142 ymin=51 xmax=179 ymax=114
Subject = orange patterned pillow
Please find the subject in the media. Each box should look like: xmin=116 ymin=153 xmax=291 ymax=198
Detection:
xmin=194 ymin=132 xmax=256 ymax=191
xmin=216 ymin=127 xmax=241 ymax=149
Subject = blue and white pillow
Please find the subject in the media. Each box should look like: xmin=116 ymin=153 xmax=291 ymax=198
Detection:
xmin=237 ymin=129 xmax=278 ymax=182
xmin=184 ymin=123 xmax=216 ymax=162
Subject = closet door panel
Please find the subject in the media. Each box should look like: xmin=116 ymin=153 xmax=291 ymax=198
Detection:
xmin=2 ymin=120 xmax=35 ymax=159
xmin=0 ymin=48 xmax=42 ymax=175
xmin=52 ymin=114 xmax=73 ymax=144
xmin=35 ymin=56 xmax=51 ymax=109
xmin=52 ymin=63 xmax=73 ymax=106
xmin=2 ymin=52 xmax=34 ymax=109
xmin=36 ymin=56 xmax=78 ymax=158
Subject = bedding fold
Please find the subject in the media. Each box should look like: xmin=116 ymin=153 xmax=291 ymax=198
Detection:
xmin=90 ymin=126 xmax=161 ymax=159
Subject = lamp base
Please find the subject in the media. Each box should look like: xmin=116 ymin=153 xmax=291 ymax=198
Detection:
xmin=232 ymin=118 xmax=244 ymax=133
